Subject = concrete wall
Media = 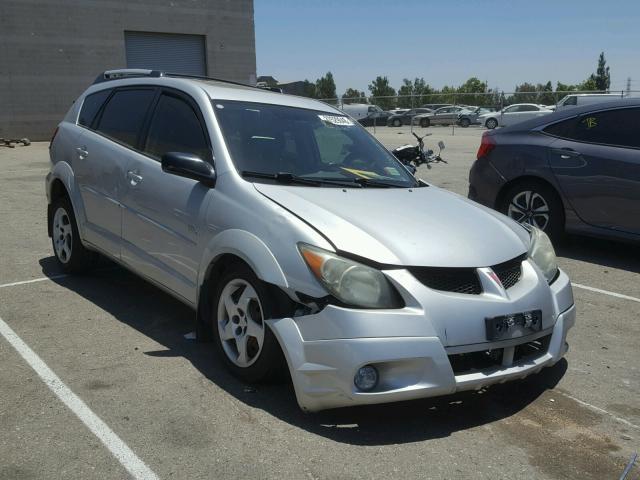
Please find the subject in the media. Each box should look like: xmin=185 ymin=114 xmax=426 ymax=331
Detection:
xmin=0 ymin=0 xmax=256 ymax=140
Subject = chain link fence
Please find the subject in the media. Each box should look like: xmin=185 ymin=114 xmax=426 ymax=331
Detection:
xmin=319 ymin=89 xmax=636 ymax=110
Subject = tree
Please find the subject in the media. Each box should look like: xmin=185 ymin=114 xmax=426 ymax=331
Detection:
xmin=342 ymin=88 xmax=367 ymax=104
xmin=579 ymin=75 xmax=598 ymax=92
xmin=368 ymin=76 xmax=396 ymax=110
xmin=301 ymin=80 xmax=317 ymax=99
xmin=456 ymin=77 xmax=488 ymax=106
xmin=315 ymin=72 xmax=337 ymax=101
xmin=556 ymin=81 xmax=578 ymax=93
xmin=594 ymin=52 xmax=610 ymax=91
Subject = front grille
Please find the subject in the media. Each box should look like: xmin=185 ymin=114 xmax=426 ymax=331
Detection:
xmin=409 ymin=254 xmax=525 ymax=295
xmin=493 ymin=254 xmax=525 ymax=290
xmin=448 ymin=334 xmax=551 ymax=374
xmin=409 ymin=267 xmax=482 ymax=295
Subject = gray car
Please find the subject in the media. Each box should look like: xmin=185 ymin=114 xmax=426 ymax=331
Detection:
xmin=469 ymin=99 xmax=640 ymax=243
xmin=413 ymin=106 xmax=471 ymax=127
xmin=47 ymin=69 xmax=575 ymax=412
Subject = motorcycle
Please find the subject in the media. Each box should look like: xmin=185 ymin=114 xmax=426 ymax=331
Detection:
xmin=391 ymin=132 xmax=446 ymax=174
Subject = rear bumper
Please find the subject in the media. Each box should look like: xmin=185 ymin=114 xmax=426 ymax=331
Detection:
xmin=468 ymin=156 xmax=506 ymax=207
xmin=270 ymin=265 xmax=575 ymax=412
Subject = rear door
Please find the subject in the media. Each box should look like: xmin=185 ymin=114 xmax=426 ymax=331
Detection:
xmin=546 ymin=106 xmax=640 ymax=234
xmin=120 ymin=89 xmax=214 ymax=303
xmin=74 ymin=87 xmax=156 ymax=257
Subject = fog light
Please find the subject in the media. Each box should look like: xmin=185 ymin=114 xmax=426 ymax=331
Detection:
xmin=354 ymin=365 xmax=378 ymax=391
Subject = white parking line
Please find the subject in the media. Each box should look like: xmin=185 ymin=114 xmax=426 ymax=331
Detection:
xmin=0 ymin=315 xmax=159 ymax=480
xmin=558 ymin=391 xmax=640 ymax=431
xmin=573 ymin=283 xmax=640 ymax=304
xmin=0 ymin=274 xmax=68 ymax=289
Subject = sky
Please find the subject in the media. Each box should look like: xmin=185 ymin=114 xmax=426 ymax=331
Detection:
xmin=254 ymin=0 xmax=640 ymax=95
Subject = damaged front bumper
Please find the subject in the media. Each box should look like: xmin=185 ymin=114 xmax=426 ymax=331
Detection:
xmin=268 ymin=266 xmax=575 ymax=412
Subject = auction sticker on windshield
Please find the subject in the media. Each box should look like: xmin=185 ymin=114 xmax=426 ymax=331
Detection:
xmin=318 ymin=115 xmax=354 ymax=126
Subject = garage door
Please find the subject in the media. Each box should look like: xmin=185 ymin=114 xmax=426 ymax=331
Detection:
xmin=124 ymin=31 xmax=206 ymax=76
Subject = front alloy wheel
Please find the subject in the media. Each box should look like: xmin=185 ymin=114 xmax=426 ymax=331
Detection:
xmin=217 ymin=279 xmax=265 ymax=368
xmin=485 ymin=118 xmax=498 ymax=129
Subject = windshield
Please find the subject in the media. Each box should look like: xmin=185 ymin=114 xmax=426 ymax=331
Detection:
xmin=213 ymin=100 xmax=417 ymax=188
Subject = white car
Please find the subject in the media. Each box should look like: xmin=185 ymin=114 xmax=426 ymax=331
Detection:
xmin=479 ymin=104 xmax=553 ymax=129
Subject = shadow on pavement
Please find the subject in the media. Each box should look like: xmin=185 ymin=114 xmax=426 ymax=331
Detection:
xmin=557 ymin=235 xmax=640 ymax=274
xmin=40 ymin=256 xmax=567 ymax=446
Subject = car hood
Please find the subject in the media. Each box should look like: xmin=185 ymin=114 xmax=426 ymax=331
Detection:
xmin=254 ymin=183 xmax=530 ymax=267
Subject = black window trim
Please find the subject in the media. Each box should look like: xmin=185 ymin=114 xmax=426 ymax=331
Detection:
xmin=540 ymin=106 xmax=640 ymax=150
xmin=138 ymin=87 xmax=214 ymax=165
xmin=77 ymin=88 xmax=113 ymax=130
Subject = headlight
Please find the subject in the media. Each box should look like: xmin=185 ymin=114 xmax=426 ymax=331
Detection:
xmin=298 ymin=243 xmax=402 ymax=308
xmin=527 ymin=226 xmax=559 ymax=283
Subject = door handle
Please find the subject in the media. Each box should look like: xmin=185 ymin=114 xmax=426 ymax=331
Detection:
xmin=126 ymin=170 xmax=143 ymax=186
xmin=551 ymin=148 xmax=580 ymax=159
xmin=76 ymin=146 xmax=88 ymax=159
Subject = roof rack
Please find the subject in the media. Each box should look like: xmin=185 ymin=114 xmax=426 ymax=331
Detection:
xmin=92 ymin=69 xmax=282 ymax=92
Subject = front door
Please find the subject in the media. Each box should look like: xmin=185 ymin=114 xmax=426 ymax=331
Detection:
xmin=120 ymin=90 xmax=215 ymax=303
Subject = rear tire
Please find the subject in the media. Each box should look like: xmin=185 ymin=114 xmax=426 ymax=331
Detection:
xmin=420 ymin=118 xmax=430 ymax=128
xmin=485 ymin=118 xmax=498 ymax=129
xmin=393 ymin=119 xmax=402 ymax=127
xmin=50 ymin=196 xmax=97 ymax=273
xmin=499 ymin=180 xmax=565 ymax=242
xmin=211 ymin=263 xmax=288 ymax=383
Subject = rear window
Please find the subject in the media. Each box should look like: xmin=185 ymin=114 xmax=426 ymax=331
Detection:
xmin=78 ymin=89 xmax=111 ymax=128
xmin=95 ymin=89 xmax=156 ymax=148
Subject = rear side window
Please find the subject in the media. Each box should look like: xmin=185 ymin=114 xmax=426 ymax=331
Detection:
xmin=78 ymin=89 xmax=111 ymax=128
xmin=144 ymin=94 xmax=210 ymax=160
xmin=95 ymin=89 xmax=156 ymax=148
xmin=544 ymin=107 xmax=640 ymax=148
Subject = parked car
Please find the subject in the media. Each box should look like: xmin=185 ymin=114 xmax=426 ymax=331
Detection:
xmin=47 ymin=69 xmax=575 ymax=412
xmin=469 ymin=99 xmax=640 ymax=243
xmin=556 ymin=93 xmax=626 ymax=110
xmin=413 ymin=106 xmax=471 ymax=127
xmin=457 ymin=107 xmax=498 ymax=127
xmin=478 ymin=104 xmax=553 ymax=129
xmin=340 ymin=103 xmax=381 ymax=121
xmin=387 ymin=108 xmax=432 ymax=126
xmin=421 ymin=103 xmax=452 ymax=110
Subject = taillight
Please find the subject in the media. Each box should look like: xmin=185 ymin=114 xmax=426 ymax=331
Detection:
xmin=49 ymin=126 xmax=59 ymax=149
xmin=476 ymin=131 xmax=496 ymax=158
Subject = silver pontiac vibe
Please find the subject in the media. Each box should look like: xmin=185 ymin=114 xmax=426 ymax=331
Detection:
xmin=46 ymin=70 xmax=575 ymax=411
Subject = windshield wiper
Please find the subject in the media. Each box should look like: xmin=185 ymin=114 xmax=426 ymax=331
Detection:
xmin=349 ymin=177 xmax=416 ymax=188
xmin=241 ymin=171 xmax=324 ymax=186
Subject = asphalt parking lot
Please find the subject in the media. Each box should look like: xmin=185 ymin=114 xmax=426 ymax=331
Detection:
xmin=1 ymin=132 xmax=639 ymax=479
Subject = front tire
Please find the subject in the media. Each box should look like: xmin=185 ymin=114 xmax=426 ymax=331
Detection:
xmin=460 ymin=118 xmax=471 ymax=128
xmin=500 ymin=180 xmax=564 ymax=242
xmin=212 ymin=263 xmax=287 ymax=383
xmin=50 ymin=196 xmax=96 ymax=272
xmin=393 ymin=119 xmax=402 ymax=127
xmin=485 ymin=118 xmax=498 ymax=129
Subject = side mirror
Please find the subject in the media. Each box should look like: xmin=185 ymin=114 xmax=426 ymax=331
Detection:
xmin=438 ymin=141 xmax=445 ymax=151
xmin=161 ymin=152 xmax=216 ymax=187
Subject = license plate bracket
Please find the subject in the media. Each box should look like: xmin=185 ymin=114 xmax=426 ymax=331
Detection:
xmin=485 ymin=310 xmax=542 ymax=341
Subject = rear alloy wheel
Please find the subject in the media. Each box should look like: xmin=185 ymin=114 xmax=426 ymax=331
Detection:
xmin=485 ymin=118 xmax=498 ymax=129
xmin=393 ymin=119 xmax=402 ymax=127
xmin=212 ymin=263 xmax=287 ymax=382
xmin=420 ymin=118 xmax=430 ymax=128
xmin=500 ymin=180 xmax=564 ymax=242
xmin=459 ymin=118 xmax=471 ymax=128
xmin=50 ymin=196 xmax=97 ymax=272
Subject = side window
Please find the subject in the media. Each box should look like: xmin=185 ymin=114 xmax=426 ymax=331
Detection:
xmin=78 ymin=89 xmax=112 ymax=128
xmin=503 ymin=106 xmax=518 ymax=113
xmin=405 ymin=110 xmax=415 ymax=116
xmin=368 ymin=106 xmax=376 ymax=113
xmin=96 ymin=89 xmax=155 ymax=148
xmin=569 ymin=108 xmax=640 ymax=148
xmin=564 ymin=96 xmax=578 ymax=106
xmin=544 ymin=108 xmax=640 ymax=148
xmin=144 ymin=94 xmax=210 ymax=160
xmin=520 ymin=105 xmax=538 ymax=112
